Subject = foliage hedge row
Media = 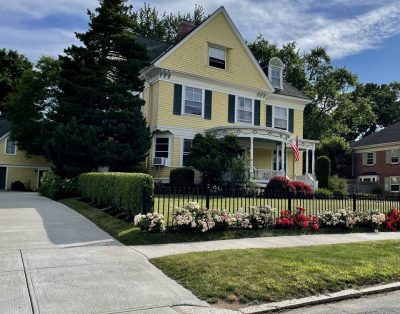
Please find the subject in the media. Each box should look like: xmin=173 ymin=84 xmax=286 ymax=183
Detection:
xmin=78 ymin=172 xmax=154 ymax=217
xmin=170 ymin=167 xmax=194 ymax=186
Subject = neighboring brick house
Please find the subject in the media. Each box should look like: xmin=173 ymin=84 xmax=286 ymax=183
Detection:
xmin=351 ymin=122 xmax=400 ymax=192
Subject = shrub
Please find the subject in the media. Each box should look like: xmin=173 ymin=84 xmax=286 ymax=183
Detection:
xmin=318 ymin=208 xmax=359 ymax=229
xmin=265 ymin=176 xmax=295 ymax=197
xmin=292 ymin=181 xmax=313 ymax=198
xmin=170 ymin=167 xmax=195 ymax=187
xmin=134 ymin=213 xmax=166 ymax=232
xmin=385 ymin=208 xmax=400 ymax=231
xmin=39 ymin=170 xmax=78 ymax=200
xmin=315 ymin=156 xmax=331 ymax=188
xmin=328 ymin=175 xmax=347 ymax=194
xmin=275 ymin=207 xmax=319 ymax=230
xmin=228 ymin=154 xmax=251 ymax=188
xmin=314 ymin=188 xmax=332 ymax=198
xmin=360 ymin=210 xmax=386 ymax=230
xmin=371 ymin=184 xmax=385 ymax=195
xmin=78 ymin=172 xmax=154 ymax=217
xmin=11 ymin=181 xmax=26 ymax=191
xmin=249 ymin=206 xmax=274 ymax=229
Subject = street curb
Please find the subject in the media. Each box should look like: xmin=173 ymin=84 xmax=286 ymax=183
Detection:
xmin=239 ymin=282 xmax=400 ymax=313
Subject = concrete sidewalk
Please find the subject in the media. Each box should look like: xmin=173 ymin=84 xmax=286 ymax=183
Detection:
xmin=131 ymin=231 xmax=400 ymax=259
xmin=0 ymin=192 xmax=210 ymax=314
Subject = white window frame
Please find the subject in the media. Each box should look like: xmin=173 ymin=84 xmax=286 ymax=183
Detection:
xmin=208 ymin=45 xmax=226 ymax=70
xmin=180 ymin=137 xmax=194 ymax=167
xmin=366 ymin=152 xmax=375 ymax=165
xmin=268 ymin=57 xmax=284 ymax=90
xmin=152 ymin=135 xmax=172 ymax=167
xmin=390 ymin=176 xmax=400 ymax=192
xmin=235 ymin=95 xmax=254 ymax=125
xmin=358 ymin=175 xmax=378 ymax=183
xmin=4 ymin=139 xmax=17 ymax=155
xmin=391 ymin=150 xmax=399 ymax=164
xmin=272 ymin=106 xmax=289 ymax=131
xmin=182 ymin=85 xmax=205 ymax=118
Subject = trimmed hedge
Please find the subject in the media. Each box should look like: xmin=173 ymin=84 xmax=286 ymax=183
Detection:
xmin=170 ymin=167 xmax=195 ymax=187
xmin=78 ymin=172 xmax=154 ymax=217
xmin=265 ymin=176 xmax=295 ymax=197
xmin=315 ymin=156 xmax=331 ymax=188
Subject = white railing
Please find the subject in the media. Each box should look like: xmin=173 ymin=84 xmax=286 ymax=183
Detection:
xmin=296 ymin=173 xmax=319 ymax=190
xmin=253 ymin=168 xmax=285 ymax=181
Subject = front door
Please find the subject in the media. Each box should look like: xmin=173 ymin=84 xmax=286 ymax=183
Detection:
xmin=0 ymin=167 xmax=6 ymax=190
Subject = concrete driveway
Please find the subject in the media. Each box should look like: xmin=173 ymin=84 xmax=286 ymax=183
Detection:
xmin=0 ymin=192 xmax=208 ymax=314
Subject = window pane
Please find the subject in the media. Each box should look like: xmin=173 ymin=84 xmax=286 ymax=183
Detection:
xmin=237 ymin=97 xmax=252 ymax=123
xmin=183 ymin=139 xmax=192 ymax=153
xmin=6 ymin=140 xmax=16 ymax=154
xmin=209 ymin=47 xmax=225 ymax=60
xmin=184 ymin=86 xmax=202 ymax=115
xmin=155 ymin=138 xmax=169 ymax=159
xmin=391 ymin=184 xmax=400 ymax=192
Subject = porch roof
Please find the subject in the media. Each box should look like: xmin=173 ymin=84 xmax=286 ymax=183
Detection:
xmin=206 ymin=125 xmax=290 ymax=142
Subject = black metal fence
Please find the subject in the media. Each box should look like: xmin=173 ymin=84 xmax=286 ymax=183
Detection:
xmin=148 ymin=185 xmax=400 ymax=227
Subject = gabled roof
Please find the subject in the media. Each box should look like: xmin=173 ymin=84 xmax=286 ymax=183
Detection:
xmin=0 ymin=119 xmax=12 ymax=140
xmin=139 ymin=6 xmax=275 ymax=92
xmin=351 ymin=122 xmax=400 ymax=148
xmin=136 ymin=36 xmax=173 ymax=63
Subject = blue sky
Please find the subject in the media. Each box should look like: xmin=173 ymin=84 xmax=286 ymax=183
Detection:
xmin=1 ymin=0 xmax=399 ymax=84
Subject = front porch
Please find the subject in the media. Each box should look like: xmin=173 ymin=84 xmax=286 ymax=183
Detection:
xmin=207 ymin=125 xmax=318 ymax=188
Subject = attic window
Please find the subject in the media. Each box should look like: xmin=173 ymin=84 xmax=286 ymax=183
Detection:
xmin=209 ymin=46 xmax=225 ymax=69
xmin=269 ymin=57 xmax=284 ymax=89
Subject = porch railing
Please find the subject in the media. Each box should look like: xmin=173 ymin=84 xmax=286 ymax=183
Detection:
xmin=253 ymin=168 xmax=285 ymax=181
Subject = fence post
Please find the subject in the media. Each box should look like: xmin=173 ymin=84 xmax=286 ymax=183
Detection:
xmin=288 ymin=193 xmax=292 ymax=213
xmin=352 ymin=192 xmax=357 ymax=212
xmin=141 ymin=188 xmax=148 ymax=214
xmin=205 ymin=185 xmax=210 ymax=209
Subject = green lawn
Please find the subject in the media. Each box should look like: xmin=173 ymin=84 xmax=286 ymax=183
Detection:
xmin=151 ymin=241 xmax=400 ymax=306
xmin=61 ymin=198 xmax=368 ymax=245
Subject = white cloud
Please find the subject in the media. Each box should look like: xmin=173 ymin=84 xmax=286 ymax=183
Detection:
xmin=1 ymin=0 xmax=400 ymax=60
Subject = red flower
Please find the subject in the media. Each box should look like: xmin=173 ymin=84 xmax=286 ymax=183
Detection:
xmin=312 ymin=223 xmax=319 ymax=231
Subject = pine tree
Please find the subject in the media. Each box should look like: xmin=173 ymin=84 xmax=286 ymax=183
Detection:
xmin=48 ymin=0 xmax=151 ymax=177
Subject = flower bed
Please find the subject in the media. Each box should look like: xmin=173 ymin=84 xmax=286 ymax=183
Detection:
xmin=133 ymin=203 xmax=398 ymax=234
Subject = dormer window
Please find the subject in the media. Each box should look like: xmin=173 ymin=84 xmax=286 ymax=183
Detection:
xmin=209 ymin=46 xmax=226 ymax=69
xmin=268 ymin=57 xmax=284 ymax=89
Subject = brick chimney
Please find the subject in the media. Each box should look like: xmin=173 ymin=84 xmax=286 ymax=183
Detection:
xmin=176 ymin=20 xmax=195 ymax=42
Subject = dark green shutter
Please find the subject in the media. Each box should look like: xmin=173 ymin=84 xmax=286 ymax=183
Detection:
xmin=173 ymin=84 xmax=182 ymax=115
xmin=266 ymin=105 xmax=272 ymax=127
xmin=204 ymin=90 xmax=212 ymax=120
xmin=288 ymin=108 xmax=294 ymax=132
xmin=254 ymin=100 xmax=260 ymax=126
xmin=228 ymin=94 xmax=235 ymax=123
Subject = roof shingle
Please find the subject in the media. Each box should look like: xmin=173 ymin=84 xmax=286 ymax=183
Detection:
xmin=351 ymin=122 xmax=400 ymax=148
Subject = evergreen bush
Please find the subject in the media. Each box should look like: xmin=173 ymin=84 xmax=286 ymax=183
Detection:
xmin=78 ymin=172 xmax=154 ymax=217
xmin=315 ymin=156 xmax=331 ymax=188
xmin=170 ymin=167 xmax=195 ymax=187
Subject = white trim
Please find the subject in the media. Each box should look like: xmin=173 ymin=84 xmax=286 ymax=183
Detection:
xmin=0 ymin=131 xmax=11 ymax=142
xmin=148 ymin=7 xmax=275 ymax=92
xmin=152 ymin=134 xmax=173 ymax=167
xmin=208 ymin=45 xmax=226 ymax=70
xmin=0 ymin=164 xmax=50 ymax=170
xmin=352 ymin=141 xmax=400 ymax=151
xmin=271 ymin=105 xmax=289 ymax=131
xmin=4 ymin=138 xmax=17 ymax=155
xmin=358 ymin=175 xmax=378 ymax=183
xmin=235 ymin=95 xmax=254 ymax=125
xmin=268 ymin=57 xmax=284 ymax=90
xmin=180 ymin=137 xmax=194 ymax=167
xmin=181 ymin=84 xmax=205 ymax=118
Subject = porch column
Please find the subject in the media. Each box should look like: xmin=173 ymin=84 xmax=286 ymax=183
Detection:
xmin=250 ymin=136 xmax=254 ymax=176
xmin=305 ymin=149 xmax=309 ymax=174
xmin=281 ymin=141 xmax=285 ymax=174
xmin=311 ymin=149 xmax=315 ymax=174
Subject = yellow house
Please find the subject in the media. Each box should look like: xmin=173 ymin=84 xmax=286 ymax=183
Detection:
xmin=0 ymin=119 xmax=51 ymax=190
xmin=139 ymin=7 xmax=318 ymax=186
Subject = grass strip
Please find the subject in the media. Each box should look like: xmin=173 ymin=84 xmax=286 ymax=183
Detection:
xmin=61 ymin=198 xmax=373 ymax=245
xmin=151 ymin=240 xmax=400 ymax=306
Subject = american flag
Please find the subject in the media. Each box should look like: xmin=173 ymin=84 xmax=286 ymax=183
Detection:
xmin=291 ymin=135 xmax=300 ymax=161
